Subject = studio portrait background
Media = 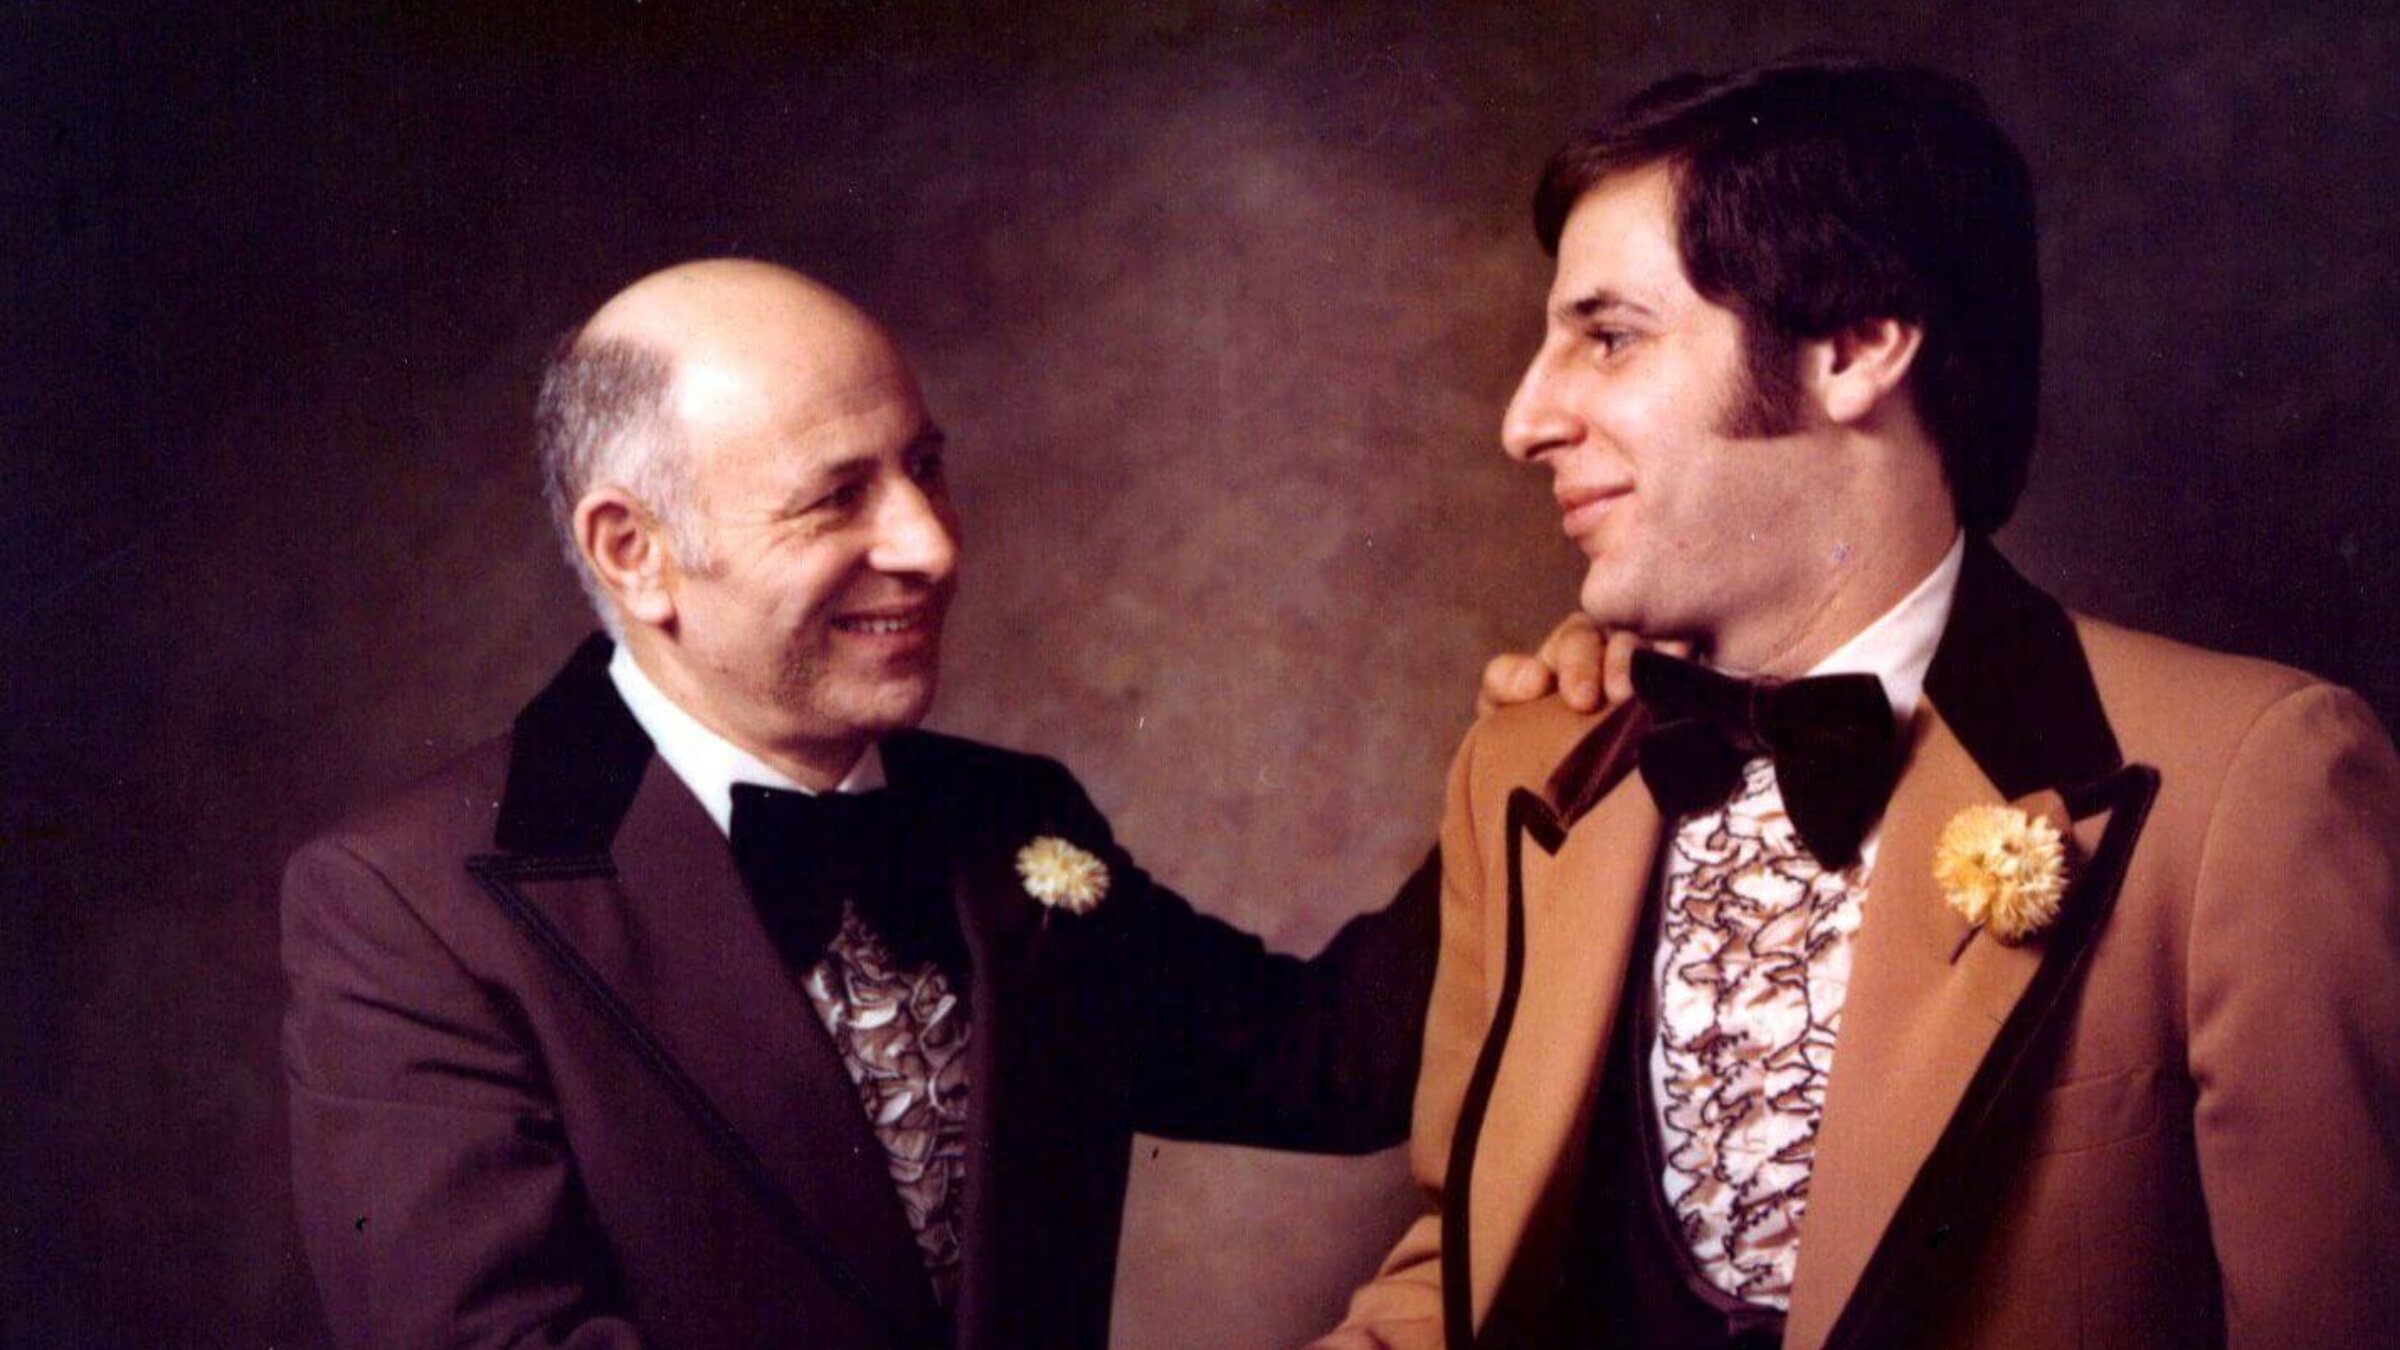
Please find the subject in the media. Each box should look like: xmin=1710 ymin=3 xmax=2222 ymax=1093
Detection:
xmin=11 ymin=1 xmax=2396 ymax=1346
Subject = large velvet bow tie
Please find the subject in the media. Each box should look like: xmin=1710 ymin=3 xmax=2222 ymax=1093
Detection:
xmin=1630 ymin=648 xmax=1901 ymax=871
xmin=727 ymin=783 xmax=966 ymax=977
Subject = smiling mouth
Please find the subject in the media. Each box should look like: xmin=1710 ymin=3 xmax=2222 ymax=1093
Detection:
xmin=1556 ymin=487 xmax=1630 ymax=538
xmin=833 ymin=609 xmax=935 ymax=637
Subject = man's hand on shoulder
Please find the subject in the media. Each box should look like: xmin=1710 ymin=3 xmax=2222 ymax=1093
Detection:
xmin=1476 ymin=613 xmax=1688 ymax=717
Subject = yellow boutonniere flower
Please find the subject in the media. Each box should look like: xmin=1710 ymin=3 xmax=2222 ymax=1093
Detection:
xmin=1015 ymin=836 xmax=1110 ymax=914
xmin=1934 ymin=804 xmax=2070 ymax=944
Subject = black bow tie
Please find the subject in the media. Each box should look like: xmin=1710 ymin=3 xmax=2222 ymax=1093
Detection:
xmin=1631 ymin=648 xmax=1901 ymax=870
xmin=728 ymin=783 xmax=965 ymax=977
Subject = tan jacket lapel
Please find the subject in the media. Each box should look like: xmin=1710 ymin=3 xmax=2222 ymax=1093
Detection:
xmin=1784 ymin=709 xmax=2115 ymax=1350
xmin=1460 ymin=759 xmax=1662 ymax=1331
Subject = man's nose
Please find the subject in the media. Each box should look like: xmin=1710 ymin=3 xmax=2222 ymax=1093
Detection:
xmin=869 ymin=478 xmax=960 ymax=580
xmin=1500 ymin=347 xmax=1578 ymax=464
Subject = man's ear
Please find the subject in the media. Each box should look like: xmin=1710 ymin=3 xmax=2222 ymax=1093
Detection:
xmin=1804 ymin=317 xmax=1925 ymax=427
xmin=575 ymin=488 xmax=678 ymax=628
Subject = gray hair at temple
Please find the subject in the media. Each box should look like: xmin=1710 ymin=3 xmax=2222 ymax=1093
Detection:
xmin=532 ymin=334 xmax=712 ymax=636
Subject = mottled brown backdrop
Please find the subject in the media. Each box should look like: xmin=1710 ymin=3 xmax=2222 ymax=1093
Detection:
xmin=10 ymin=2 xmax=2395 ymax=1346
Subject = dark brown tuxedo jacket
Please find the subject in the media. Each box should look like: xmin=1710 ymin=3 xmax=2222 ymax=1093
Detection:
xmin=1331 ymin=541 xmax=2400 ymax=1349
xmin=282 ymin=637 xmax=1436 ymax=1349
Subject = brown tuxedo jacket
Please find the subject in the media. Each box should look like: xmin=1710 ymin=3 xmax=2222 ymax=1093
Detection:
xmin=282 ymin=637 xmax=1437 ymax=1350
xmin=1330 ymin=541 xmax=2400 ymax=1349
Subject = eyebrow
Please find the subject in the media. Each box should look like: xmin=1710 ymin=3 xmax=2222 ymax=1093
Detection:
xmin=776 ymin=423 xmax=948 ymax=512
xmin=1555 ymin=288 xmax=1658 ymax=324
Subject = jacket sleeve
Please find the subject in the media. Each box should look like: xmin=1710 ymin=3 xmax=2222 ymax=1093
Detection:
xmin=2185 ymin=683 xmax=2400 ymax=1349
xmin=1311 ymin=723 xmax=1498 ymax=1349
xmin=1022 ymin=757 xmax=1442 ymax=1155
xmin=281 ymin=837 xmax=645 ymax=1349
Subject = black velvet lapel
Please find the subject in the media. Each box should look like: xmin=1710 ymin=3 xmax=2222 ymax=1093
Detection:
xmin=1923 ymin=539 xmax=2122 ymax=800
xmin=473 ymin=642 xmax=958 ymax=1347
xmin=493 ymin=634 xmax=655 ymax=855
xmin=1442 ymin=785 xmax=1571 ymax=1350
xmin=1543 ymin=701 xmax=1655 ymax=831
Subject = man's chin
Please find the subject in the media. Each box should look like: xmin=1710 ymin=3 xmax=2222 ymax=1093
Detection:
xmin=828 ymin=673 xmax=940 ymax=739
xmin=1577 ymin=572 xmax=1641 ymax=637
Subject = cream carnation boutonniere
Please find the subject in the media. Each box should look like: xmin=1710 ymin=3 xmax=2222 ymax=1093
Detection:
xmin=1934 ymin=803 xmax=2072 ymax=945
xmin=1015 ymin=836 xmax=1110 ymax=915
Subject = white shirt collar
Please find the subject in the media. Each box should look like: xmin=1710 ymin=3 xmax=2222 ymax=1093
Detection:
xmin=607 ymin=642 xmax=886 ymax=838
xmin=1802 ymin=531 xmax=1966 ymax=728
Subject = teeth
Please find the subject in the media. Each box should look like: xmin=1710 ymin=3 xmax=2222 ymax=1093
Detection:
xmin=843 ymin=615 xmax=920 ymax=635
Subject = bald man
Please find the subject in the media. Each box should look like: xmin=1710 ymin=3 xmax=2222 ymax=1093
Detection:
xmin=279 ymin=261 xmax=1466 ymax=1349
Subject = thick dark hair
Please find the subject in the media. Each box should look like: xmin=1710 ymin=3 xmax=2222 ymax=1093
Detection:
xmin=1535 ymin=57 xmax=2041 ymax=533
